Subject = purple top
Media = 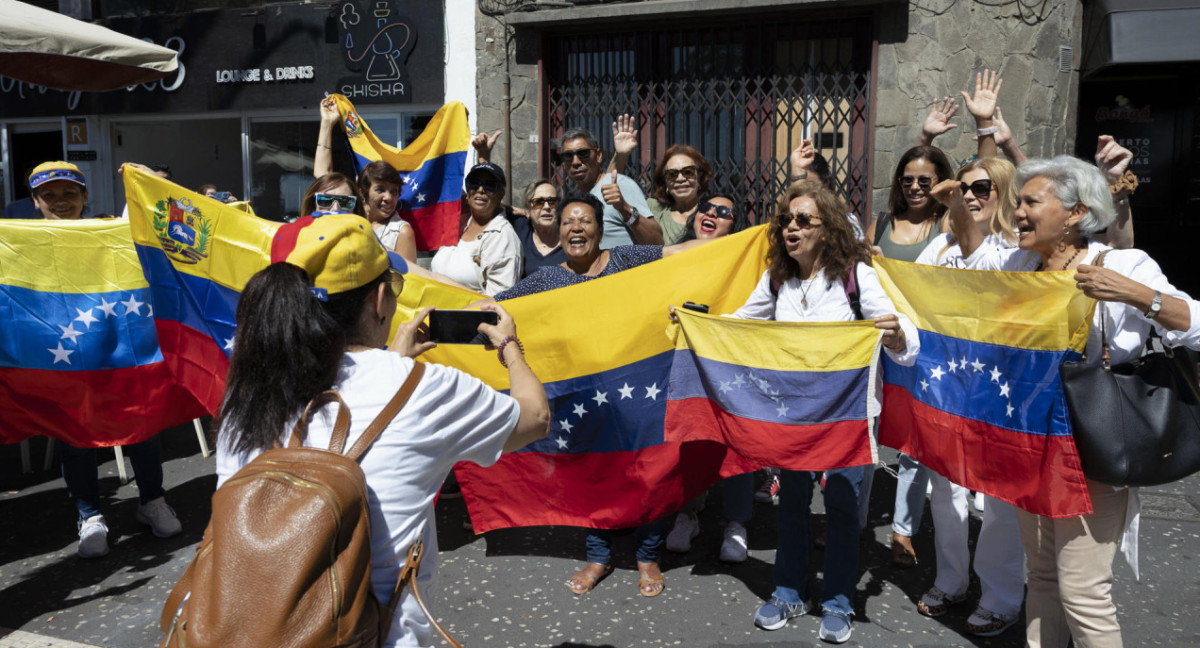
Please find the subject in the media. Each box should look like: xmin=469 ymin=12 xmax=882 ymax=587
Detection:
xmin=494 ymin=245 xmax=663 ymax=300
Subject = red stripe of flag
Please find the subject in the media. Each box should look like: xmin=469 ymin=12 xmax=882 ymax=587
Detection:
xmin=153 ymin=319 xmax=230 ymax=415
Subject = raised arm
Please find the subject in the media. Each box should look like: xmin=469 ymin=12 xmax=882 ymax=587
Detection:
xmin=788 ymin=138 xmax=816 ymax=182
xmin=961 ymin=69 xmax=1002 ymax=160
xmin=1091 ymin=135 xmax=1135 ymax=249
xmin=604 ymin=114 xmax=638 ymax=177
xmin=987 ymin=107 xmax=1026 ymax=165
xmin=601 ymin=170 xmax=663 ymax=245
xmin=930 ymin=179 xmax=981 ymax=257
xmin=917 ymin=97 xmax=960 ymax=147
xmin=472 ymin=129 xmax=502 ymax=165
xmin=315 ymin=96 xmax=339 ymax=179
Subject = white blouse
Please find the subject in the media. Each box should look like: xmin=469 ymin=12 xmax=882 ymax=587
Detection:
xmin=916 ymin=232 xmax=1012 ymax=269
xmin=374 ymin=213 xmax=411 ymax=252
xmin=430 ymin=216 xmax=523 ymax=296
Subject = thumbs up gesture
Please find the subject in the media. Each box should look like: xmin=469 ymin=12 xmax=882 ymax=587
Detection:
xmin=600 ymin=169 xmax=630 ymax=216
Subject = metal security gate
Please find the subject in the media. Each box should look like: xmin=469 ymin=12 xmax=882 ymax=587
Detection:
xmin=544 ymin=17 xmax=874 ymax=223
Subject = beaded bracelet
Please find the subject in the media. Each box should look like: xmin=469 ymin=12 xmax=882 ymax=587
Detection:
xmin=1109 ymin=169 xmax=1138 ymax=196
xmin=497 ymin=335 xmax=525 ymax=368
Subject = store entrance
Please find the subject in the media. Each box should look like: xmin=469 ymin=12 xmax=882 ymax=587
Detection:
xmin=4 ymin=128 xmax=64 ymax=218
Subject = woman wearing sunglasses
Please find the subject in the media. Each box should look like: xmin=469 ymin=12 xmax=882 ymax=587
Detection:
xmin=512 ymin=179 xmax=568 ymax=278
xmin=647 ymin=144 xmax=714 ymax=245
xmin=430 ymin=163 xmax=523 ymax=297
xmin=734 ymin=181 xmax=917 ymax=643
xmin=911 ymin=157 xmax=1025 ymax=637
xmin=301 ymin=173 xmax=366 ymax=218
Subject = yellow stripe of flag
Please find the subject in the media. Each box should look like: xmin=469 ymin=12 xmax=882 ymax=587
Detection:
xmin=0 ymin=219 xmax=145 ymax=294
xmin=333 ymin=95 xmax=471 ymax=169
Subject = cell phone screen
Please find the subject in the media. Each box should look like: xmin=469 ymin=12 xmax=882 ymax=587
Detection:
xmin=428 ymin=310 xmax=499 ymax=345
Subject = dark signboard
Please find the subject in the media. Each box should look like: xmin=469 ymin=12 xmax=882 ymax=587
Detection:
xmin=0 ymin=1 xmax=444 ymax=118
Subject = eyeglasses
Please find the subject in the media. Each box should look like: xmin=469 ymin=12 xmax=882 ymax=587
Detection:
xmin=530 ymin=196 xmax=558 ymax=208
xmin=557 ymin=148 xmax=594 ymax=164
xmin=959 ymin=178 xmax=994 ymax=199
xmin=387 ymin=270 xmax=405 ymax=297
xmin=664 ymin=166 xmax=698 ymax=182
xmin=899 ymin=175 xmax=934 ymax=189
xmin=698 ymin=201 xmax=734 ymax=220
xmin=466 ymin=180 xmax=501 ymax=195
xmin=314 ymin=193 xmax=357 ymax=213
xmin=777 ymin=211 xmax=822 ymax=229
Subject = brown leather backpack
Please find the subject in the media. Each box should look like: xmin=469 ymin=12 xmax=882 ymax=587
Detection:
xmin=160 ymin=363 xmax=457 ymax=647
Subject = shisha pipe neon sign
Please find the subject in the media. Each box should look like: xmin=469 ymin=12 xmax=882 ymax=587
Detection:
xmin=337 ymin=1 xmax=415 ymax=100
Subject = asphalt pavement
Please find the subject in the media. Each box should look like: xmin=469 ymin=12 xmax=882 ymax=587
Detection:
xmin=2 ymin=422 xmax=1198 ymax=647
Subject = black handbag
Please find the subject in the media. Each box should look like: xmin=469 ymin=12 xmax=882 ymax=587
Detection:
xmin=1059 ymin=268 xmax=1200 ymax=487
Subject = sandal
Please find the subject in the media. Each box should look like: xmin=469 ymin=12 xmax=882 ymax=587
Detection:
xmin=916 ymin=586 xmax=967 ymax=617
xmin=637 ymin=561 xmax=664 ymax=597
xmin=567 ymin=562 xmax=613 ymax=595
xmin=890 ymin=532 xmax=918 ymax=568
xmin=965 ymin=606 xmax=1019 ymax=637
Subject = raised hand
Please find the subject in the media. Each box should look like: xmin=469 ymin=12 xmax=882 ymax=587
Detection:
xmin=319 ymin=96 xmax=339 ymax=124
xmin=472 ymin=129 xmax=503 ymax=163
xmin=921 ymin=97 xmax=960 ymax=143
xmin=961 ymin=69 xmax=1002 ymax=122
xmin=929 ymin=178 xmax=965 ymax=209
xmin=611 ymin=114 xmax=639 ymax=156
xmin=789 ymin=138 xmax=816 ymax=176
xmin=1095 ymin=135 xmax=1133 ymax=185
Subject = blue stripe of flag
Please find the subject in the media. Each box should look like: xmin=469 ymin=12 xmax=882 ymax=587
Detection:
xmin=135 ymin=244 xmax=239 ymax=358
xmin=351 ymin=151 xmax=468 ymax=209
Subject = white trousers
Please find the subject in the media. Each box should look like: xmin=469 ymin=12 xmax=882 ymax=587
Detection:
xmin=928 ymin=471 xmax=1025 ymax=616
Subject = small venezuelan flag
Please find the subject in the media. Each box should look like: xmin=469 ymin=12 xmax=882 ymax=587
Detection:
xmin=331 ymin=95 xmax=470 ymax=251
xmin=0 ymin=218 xmax=206 ymax=446
xmin=666 ymin=309 xmax=881 ymax=472
xmin=874 ymin=257 xmax=1095 ymax=518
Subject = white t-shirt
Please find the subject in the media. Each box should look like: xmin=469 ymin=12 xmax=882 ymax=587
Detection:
xmin=216 ymin=351 xmax=520 ymax=647
xmin=430 ymin=216 xmax=522 ymax=296
xmin=915 ymin=232 xmax=1012 ymax=268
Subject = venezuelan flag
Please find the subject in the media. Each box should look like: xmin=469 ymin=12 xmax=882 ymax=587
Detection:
xmin=873 ymin=257 xmax=1095 ymax=518
xmin=125 ymin=166 xmax=279 ymax=414
xmin=331 ymin=95 xmax=470 ymax=251
xmin=666 ymin=309 xmax=881 ymax=471
xmin=440 ymin=227 xmax=771 ymax=533
xmin=0 ymin=218 xmax=206 ymax=446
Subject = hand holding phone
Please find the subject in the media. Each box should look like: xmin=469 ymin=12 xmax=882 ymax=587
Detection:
xmin=428 ymin=309 xmax=500 ymax=344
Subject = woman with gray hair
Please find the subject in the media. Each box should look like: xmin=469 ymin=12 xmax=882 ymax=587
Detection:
xmin=933 ymin=154 xmax=1200 ymax=648
xmin=511 ymin=178 xmax=567 ymax=278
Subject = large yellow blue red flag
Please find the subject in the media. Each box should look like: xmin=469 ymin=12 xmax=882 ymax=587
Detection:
xmin=124 ymin=167 xmax=278 ymax=414
xmin=874 ymin=257 xmax=1095 ymax=518
xmin=331 ymin=95 xmax=470 ymax=251
xmin=0 ymin=218 xmax=206 ymax=446
xmin=666 ymin=309 xmax=882 ymax=471
xmin=443 ymin=227 xmax=772 ymax=533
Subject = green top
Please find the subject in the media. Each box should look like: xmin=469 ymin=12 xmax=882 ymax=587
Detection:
xmin=647 ymin=197 xmax=691 ymax=246
xmin=876 ymin=215 xmax=942 ymax=263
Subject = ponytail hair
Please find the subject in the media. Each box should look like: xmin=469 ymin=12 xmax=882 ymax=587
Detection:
xmin=219 ymin=262 xmax=385 ymax=455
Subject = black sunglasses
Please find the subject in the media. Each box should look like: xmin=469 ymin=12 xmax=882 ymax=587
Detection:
xmin=556 ymin=148 xmax=594 ymax=164
xmin=777 ymin=211 xmax=822 ymax=228
xmin=665 ymin=166 xmax=698 ymax=182
xmin=960 ymin=178 xmax=994 ymax=199
xmin=698 ymin=201 xmax=734 ymax=220
xmin=530 ymin=197 xmax=558 ymax=208
xmin=314 ymin=193 xmax=357 ymax=212
xmin=466 ymin=180 xmax=501 ymax=195
xmin=899 ymin=175 xmax=934 ymax=189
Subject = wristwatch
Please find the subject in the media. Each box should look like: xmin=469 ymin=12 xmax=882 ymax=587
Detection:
xmin=1145 ymin=290 xmax=1162 ymax=318
xmin=624 ymin=206 xmax=641 ymax=226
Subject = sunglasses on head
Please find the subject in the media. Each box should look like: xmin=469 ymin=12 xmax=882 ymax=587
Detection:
xmin=314 ymin=193 xmax=357 ymax=213
xmin=777 ymin=211 xmax=822 ymax=228
xmin=664 ymin=166 xmax=698 ymax=182
xmin=899 ymin=175 xmax=934 ymax=189
xmin=698 ymin=201 xmax=734 ymax=220
xmin=556 ymin=148 xmax=594 ymax=164
xmin=530 ymin=196 xmax=558 ymax=208
xmin=466 ymin=180 xmax=501 ymax=195
xmin=959 ymin=178 xmax=994 ymax=199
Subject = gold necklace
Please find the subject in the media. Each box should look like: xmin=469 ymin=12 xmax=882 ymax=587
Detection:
xmin=1040 ymin=246 xmax=1085 ymax=272
xmin=799 ymin=275 xmax=816 ymax=308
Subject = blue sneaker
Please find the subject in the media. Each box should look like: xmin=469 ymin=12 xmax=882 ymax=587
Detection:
xmin=753 ymin=596 xmax=808 ymax=630
xmin=819 ymin=608 xmax=853 ymax=643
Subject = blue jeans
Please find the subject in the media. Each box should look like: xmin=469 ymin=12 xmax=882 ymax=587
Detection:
xmin=586 ymin=516 xmax=670 ymax=564
xmin=772 ymin=466 xmax=865 ymax=615
xmin=60 ymin=437 xmax=165 ymax=520
xmin=892 ymin=453 xmax=928 ymax=536
xmin=678 ymin=472 xmax=754 ymax=523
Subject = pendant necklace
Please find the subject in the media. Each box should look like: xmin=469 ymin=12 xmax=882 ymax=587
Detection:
xmin=799 ymin=276 xmax=815 ymax=308
xmin=1038 ymin=246 xmax=1085 ymax=272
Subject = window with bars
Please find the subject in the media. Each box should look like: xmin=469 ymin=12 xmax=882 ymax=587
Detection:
xmin=544 ymin=16 xmax=874 ymax=223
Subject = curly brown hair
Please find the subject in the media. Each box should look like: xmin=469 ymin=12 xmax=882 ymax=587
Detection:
xmin=768 ymin=181 xmax=871 ymax=286
xmin=652 ymin=144 xmax=712 ymax=207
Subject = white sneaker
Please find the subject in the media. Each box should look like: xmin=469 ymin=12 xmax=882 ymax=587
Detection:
xmin=78 ymin=515 xmax=109 ymax=558
xmin=665 ymin=512 xmax=700 ymax=553
xmin=719 ymin=521 xmax=748 ymax=563
xmin=136 ymin=497 xmax=182 ymax=538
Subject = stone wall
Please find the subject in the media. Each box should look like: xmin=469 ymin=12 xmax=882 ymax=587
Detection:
xmin=475 ymin=0 xmax=1084 ymax=213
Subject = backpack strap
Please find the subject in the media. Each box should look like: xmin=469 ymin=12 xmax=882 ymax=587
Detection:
xmin=844 ymin=264 xmax=863 ymax=321
xmin=345 ymin=361 xmax=426 ymax=461
xmin=872 ymin=212 xmax=892 ymax=246
xmin=384 ymin=538 xmax=463 ymax=648
xmin=286 ymin=391 xmax=351 ymax=450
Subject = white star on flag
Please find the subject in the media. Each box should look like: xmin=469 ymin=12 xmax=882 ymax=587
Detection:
xmin=74 ymin=307 xmax=99 ymax=329
xmin=617 ymin=383 xmax=634 ymax=399
xmin=555 ymin=437 xmax=569 ymax=449
xmin=416 ymin=193 xmax=426 ymax=203
xmin=644 ymin=383 xmax=661 ymax=400
xmin=776 ymin=402 xmax=789 ymax=417
xmin=572 ymin=403 xmax=588 ymax=417
xmin=972 ymin=358 xmax=985 ymax=372
xmin=732 ymin=374 xmax=746 ymax=388
xmin=59 ymin=323 xmax=82 ymax=344
xmin=559 ymin=419 xmax=574 ymax=433
xmin=999 ymin=381 xmax=1010 ymax=398
xmin=990 ymin=366 xmax=1002 ymax=383
xmin=930 ymin=365 xmax=945 ymax=380
xmin=961 ymin=356 xmax=969 ymax=370
xmin=948 ymin=359 xmax=958 ymax=373
xmin=1005 ymin=402 xmax=1015 ymax=417
xmin=717 ymin=380 xmax=732 ymax=394
xmin=592 ymin=390 xmax=608 ymax=406
xmin=920 ymin=378 xmax=929 ymax=392
xmin=224 ymin=337 xmax=235 ymax=351
xmin=121 ymin=295 xmax=144 ymax=316
xmin=96 ymin=298 xmax=118 ymax=317
xmin=48 ymin=342 xmax=74 ymax=364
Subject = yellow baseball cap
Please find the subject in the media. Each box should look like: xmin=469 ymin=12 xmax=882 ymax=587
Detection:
xmin=269 ymin=213 xmax=407 ymax=297
xmin=29 ymin=161 xmax=87 ymax=189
